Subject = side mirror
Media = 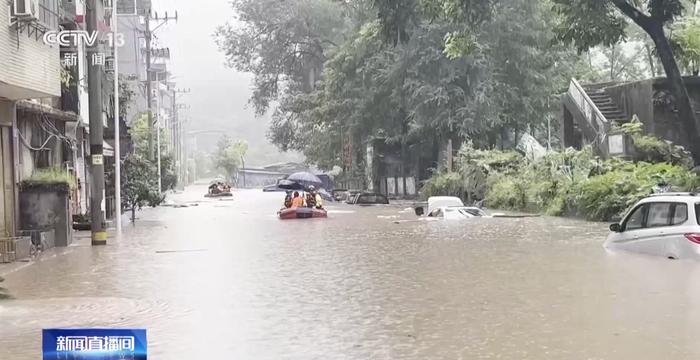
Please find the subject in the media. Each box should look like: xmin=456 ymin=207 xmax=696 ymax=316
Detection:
xmin=609 ymin=223 xmax=622 ymax=233
xmin=414 ymin=207 xmax=424 ymax=216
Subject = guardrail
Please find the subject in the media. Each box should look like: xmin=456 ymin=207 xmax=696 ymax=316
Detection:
xmin=567 ymin=78 xmax=609 ymax=144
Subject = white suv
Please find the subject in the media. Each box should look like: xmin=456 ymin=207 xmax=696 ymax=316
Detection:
xmin=604 ymin=193 xmax=700 ymax=259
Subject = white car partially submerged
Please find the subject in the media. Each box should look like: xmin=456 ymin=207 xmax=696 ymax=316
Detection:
xmin=604 ymin=193 xmax=700 ymax=260
xmin=414 ymin=196 xmax=500 ymax=219
xmin=428 ymin=206 xmax=491 ymax=219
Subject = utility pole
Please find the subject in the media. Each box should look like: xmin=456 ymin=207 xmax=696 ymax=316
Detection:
xmin=172 ymin=89 xmax=190 ymax=189
xmin=112 ymin=0 xmax=122 ymax=235
xmin=145 ymin=12 xmax=153 ymax=161
xmin=87 ymin=0 xmax=106 ymax=245
xmin=144 ymin=10 xmax=177 ymax=162
xmin=156 ymin=83 xmax=162 ymax=194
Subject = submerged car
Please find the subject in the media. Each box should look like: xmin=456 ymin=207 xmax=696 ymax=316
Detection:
xmin=428 ymin=206 xmax=490 ymax=219
xmin=332 ymin=189 xmax=348 ymax=201
xmin=345 ymin=190 xmax=362 ymax=204
xmin=345 ymin=192 xmax=390 ymax=205
xmin=604 ymin=193 xmax=700 ymax=259
xmin=414 ymin=196 xmax=500 ymax=219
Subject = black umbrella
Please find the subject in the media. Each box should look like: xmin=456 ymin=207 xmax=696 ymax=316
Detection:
xmin=287 ymin=172 xmax=323 ymax=187
xmin=277 ymin=179 xmax=305 ymax=190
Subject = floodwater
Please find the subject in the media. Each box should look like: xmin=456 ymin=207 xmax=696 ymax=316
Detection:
xmin=2 ymin=185 xmax=700 ymax=359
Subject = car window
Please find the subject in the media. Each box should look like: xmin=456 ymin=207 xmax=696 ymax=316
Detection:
xmin=358 ymin=195 xmax=376 ymax=204
xmin=623 ymin=204 xmax=646 ymax=231
xmin=671 ymin=203 xmax=688 ymax=225
xmin=647 ymin=203 xmax=673 ymax=228
xmin=697 ymin=203 xmax=700 ymax=225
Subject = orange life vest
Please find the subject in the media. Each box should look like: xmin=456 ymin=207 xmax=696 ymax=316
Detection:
xmin=291 ymin=197 xmax=304 ymax=208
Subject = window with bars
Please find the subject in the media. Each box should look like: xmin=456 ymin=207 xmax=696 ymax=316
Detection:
xmin=38 ymin=0 xmax=60 ymax=30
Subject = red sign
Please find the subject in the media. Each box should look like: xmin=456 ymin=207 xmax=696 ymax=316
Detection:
xmin=73 ymin=15 xmax=112 ymax=33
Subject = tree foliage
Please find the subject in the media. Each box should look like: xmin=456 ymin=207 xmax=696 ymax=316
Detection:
xmin=214 ymin=135 xmax=249 ymax=184
xmin=215 ymin=0 xmax=346 ymax=116
xmin=121 ymin=154 xmax=163 ymax=223
xmin=130 ymin=113 xmax=177 ymax=190
xmin=672 ymin=17 xmax=700 ymax=75
xmin=219 ymin=0 xmax=700 ymax=175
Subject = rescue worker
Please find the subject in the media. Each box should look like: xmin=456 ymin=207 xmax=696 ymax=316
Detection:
xmin=306 ymin=185 xmax=324 ymax=209
xmin=283 ymin=191 xmax=293 ymax=208
xmin=291 ymin=191 xmax=305 ymax=208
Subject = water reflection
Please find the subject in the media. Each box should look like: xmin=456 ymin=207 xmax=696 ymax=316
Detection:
xmin=1 ymin=186 xmax=700 ymax=358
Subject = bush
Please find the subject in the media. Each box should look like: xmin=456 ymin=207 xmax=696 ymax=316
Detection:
xmin=576 ymin=162 xmax=700 ymax=221
xmin=617 ymin=117 xmax=694 ymax=167
xmin=486 ymin=175 xmax=528 ymax=210
xmin=421 ymin=142 xmax=700 ymax=221
xmin=20 ymin=167 xmax=76 ymax=192
xmin=420 ymin=171 xmax=465 ymax=199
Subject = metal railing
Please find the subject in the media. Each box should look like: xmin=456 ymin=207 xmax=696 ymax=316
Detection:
xmin=568 ymin=78 xmax=610 ymax=144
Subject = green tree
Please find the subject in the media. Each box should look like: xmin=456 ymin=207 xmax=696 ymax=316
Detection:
xmin=552 ymin=0 xmax=700 ymax=164
xmin=214 ymin=136 xmax=248 ymax=184
xmin=121 ymin=154 xmax=163 ymax=223
xmin=672 ymin=17 xmax=700 ymax=75
xmin=215 ymin=0 xmax=346 ymax=116
xmin=130 ymin=113 xmax=177 ymax=190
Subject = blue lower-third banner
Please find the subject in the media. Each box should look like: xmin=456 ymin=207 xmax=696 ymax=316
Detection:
xmin=42 ymin=328 xmax=147 ymax=359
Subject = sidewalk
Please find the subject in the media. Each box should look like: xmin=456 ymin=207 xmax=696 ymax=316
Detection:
xmin=0 ymin=229 xmax=116 ymax=278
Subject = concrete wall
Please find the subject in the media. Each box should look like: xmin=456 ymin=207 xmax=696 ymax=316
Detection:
xmin=19 ymin=187 xmax=71 ymax=247
xmin=0 ymin=101 xmax=16 ymax=236
xmin=605 ymin=80 xmax=653 ymax=124
xmin=601 ymin=77 xmax=700 ymax=153
xmin=0 ymin=5 xmax=60 ymax=99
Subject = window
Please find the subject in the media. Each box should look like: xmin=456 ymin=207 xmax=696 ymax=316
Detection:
xmin=624 ymin=202 xmax=688 ymax=230
xmin=671 ymin=204 xmax=688 ymax=225
xmin=623 ymin=205 xmax=646 ymax=231
xmin=38 ymin=0 xmax=60 ymax=30
xmin=696 ymin=204 xmax=700 ymax=225
xmin=647 ymin=203 xmax=673 ymax=228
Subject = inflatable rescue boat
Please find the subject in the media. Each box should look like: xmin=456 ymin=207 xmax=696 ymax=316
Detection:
xmin=278 ymin=207 xmax=327 ymax=220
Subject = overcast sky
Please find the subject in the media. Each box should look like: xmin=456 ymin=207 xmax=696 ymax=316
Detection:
xmin=150 ymin=0 xmax=302 ymax=166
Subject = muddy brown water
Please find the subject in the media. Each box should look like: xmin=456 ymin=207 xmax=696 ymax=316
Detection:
xmin=1 ymin=186 xmax=700 ymax=359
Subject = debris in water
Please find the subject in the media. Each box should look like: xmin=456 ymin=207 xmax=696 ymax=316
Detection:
xmin=155 ymin=249 xmax=208 ymax=254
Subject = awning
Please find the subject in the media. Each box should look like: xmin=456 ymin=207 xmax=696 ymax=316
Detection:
xmin=17 ymin=100 xmax=79 ymax=122
xmin=103 ymin=141 xmax=114 ymax=157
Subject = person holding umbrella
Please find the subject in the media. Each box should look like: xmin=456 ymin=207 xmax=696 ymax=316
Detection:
xmin=306 ymin=185 xmax=323 ymax=209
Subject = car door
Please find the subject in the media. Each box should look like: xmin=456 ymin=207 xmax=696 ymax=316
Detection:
xmin=607 ymin=203 xmax=648 ymax=252
xmin=614 ymin=202 xmax=675 ymax=256
xmin=642 ymin=202 xmax=677 ymax=256
xmin=661 ymin=203 xmax=691 ymax=259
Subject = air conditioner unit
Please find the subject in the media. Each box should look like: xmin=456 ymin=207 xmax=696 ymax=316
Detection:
xmin=12 ymin=0 xmax=39 ymax=20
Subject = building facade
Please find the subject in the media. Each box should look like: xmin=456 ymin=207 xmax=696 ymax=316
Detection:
xmin=0 ymin=0 xmax=62 ymax=236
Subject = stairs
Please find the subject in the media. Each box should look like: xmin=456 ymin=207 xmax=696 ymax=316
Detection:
xmin=583 ymin=88 xmax=628 ymax=124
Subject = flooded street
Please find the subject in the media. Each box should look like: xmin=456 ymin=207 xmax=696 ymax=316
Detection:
xmin=2 ymin=185 xmax=700 ymax=359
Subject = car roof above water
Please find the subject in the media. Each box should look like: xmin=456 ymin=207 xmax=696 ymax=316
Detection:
xmin=428 ymin=196 xmax=465 ymax=212
xmin=640 ymin=193 xmax=700 ymax=203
